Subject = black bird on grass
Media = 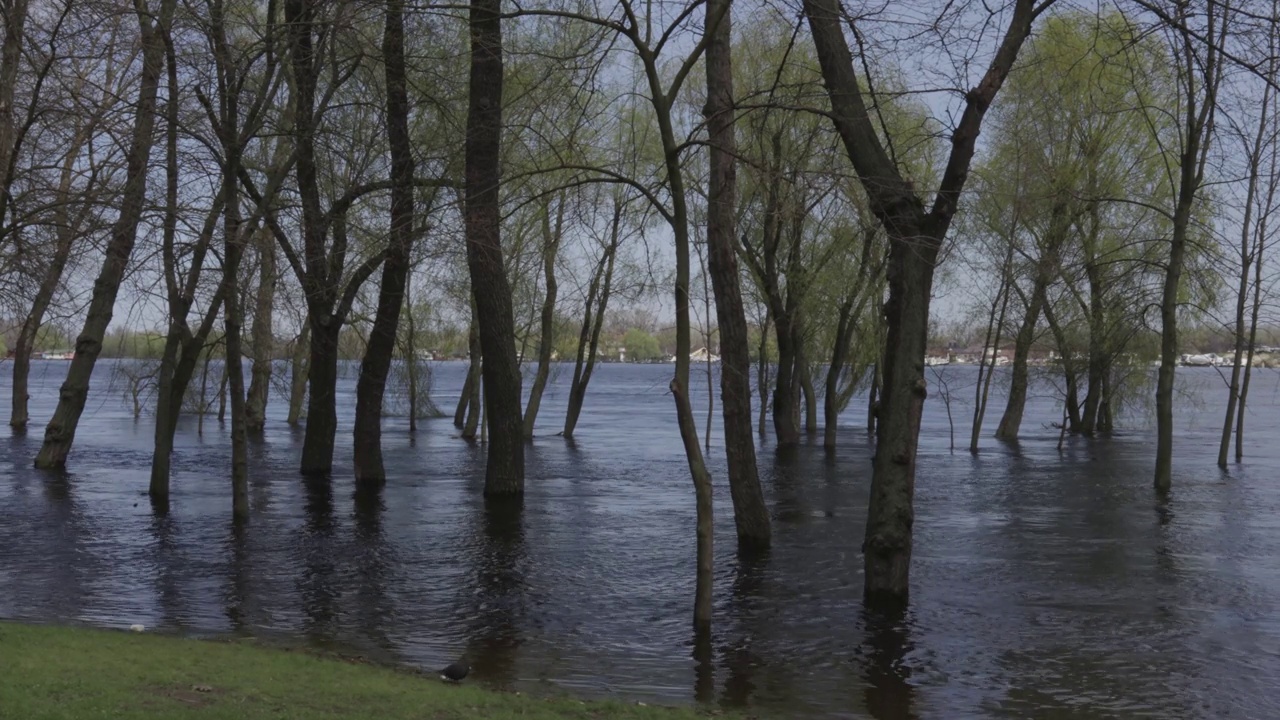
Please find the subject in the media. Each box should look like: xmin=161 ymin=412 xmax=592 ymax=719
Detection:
xmin=440 ymin=661 xmax=470 ymax=683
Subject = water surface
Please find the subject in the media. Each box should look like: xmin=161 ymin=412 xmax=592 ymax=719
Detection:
xmin=2 ymin=360 xmax=1279 ymax=719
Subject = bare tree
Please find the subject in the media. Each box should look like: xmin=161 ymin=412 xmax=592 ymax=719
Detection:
xmin=705 ymin=0 xmax=769 ymax=551
xmin=1148 ymin=0 xmax=1228 ymax=492
xmin=353 ymin=0 xmax=418 ymax=487
xmin=465 ymin=0 xmax=523 ymax=495
xmin=522 ymin=192 xmax=564 ymax=438
xmin=802 ymin=0 xmax=1053 ymax=605
xmin=35 ymin=0 xmax=177 ymax=470
xmin=1220 ymin=6 xmax=1278 ymax=466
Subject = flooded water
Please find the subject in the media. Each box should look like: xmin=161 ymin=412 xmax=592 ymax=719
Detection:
xmin=2 ymin=359 xmax=1280 ymax=718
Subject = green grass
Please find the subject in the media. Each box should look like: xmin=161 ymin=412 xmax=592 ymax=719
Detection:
xmin=0 ymin=622 xmax=727 ymax=719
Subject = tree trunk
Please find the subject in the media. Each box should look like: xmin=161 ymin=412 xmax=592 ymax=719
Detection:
xmin=404 ymin=278 xmax=419 ymax=433
xmin=523 ymin=196 xmax=563 ymax=439
xmin=772 ymin=315 xmax=800 ymax=446
xmin=1220 ymin=85 xmax=1272 ymax=467
xmin=971 ymin=252 xmax=1011 ymax=453
xmin=866 ymin=227 xmax=939 ymax=606
xmin=1156 ymin=2 xmax=1222 ymax=492
xmin=1156 ymin=202 xmax=1190 ymax=491
xmin=995 ymin=202 xmax=1068 ymax=441
xmin=198 ymin=343 xmax=213 ymax=435
xmin=757 ymin=308 xmax=771 ymax=437
xmin=804 ymin=0 xmax=1038 ymax=607
xmin=866 ymin=360 xmax=879 ymax=435
xmin=455 ymin=358 xmax=473 ymax=426
xmin=217 ymin=363 xmax=228 ymax=423
xmin=287 ymin=321 xmax=310 ymax=426
xmin=465 ymin=0 xmax=523 ymax=496
xmin=301 ymin=322 xmax=340 ymax=476
xmin=704 ymin=0 xmax=770 ymax=551
xmin=208 ymin=0 xmax=251 ymax=517
xmin=995 ymin=280 xmax=1046 ymax=440
xmin=461 ymin=320 xmax=482 ymax=440
xmin=564 ymin=207 xmax=619 ymax=438
xmin=34 ymin=0 xmax=174 ymax=470
xmin=221 ymin=182 xmax=249 ymax=519
xmin=1079 ymin=259 xmax=1106 ymax=434
xmin=10 ymin=86 xmax=96 ymax=432
xmin=1236 ymin=203 xmax=1268 ymax=460
xmin=1041 ymin=298 xmax=1082 ymax=432
xmin=0 ymin=0 xmax=31 ymax=214
xmin=798 ymin=346 xmax=818 ymax=434
xmin=825 ymin=297 xmax=856 ymax=450
xmin=246 ymin=230 xmax=276 ymax=432
xmin=353 ymin=0 xmax=416 ymax=486
xmin=11 ymin=203 xmax=78 ymax=432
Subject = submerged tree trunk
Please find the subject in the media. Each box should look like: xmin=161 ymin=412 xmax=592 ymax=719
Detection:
xmin=866 ymin=360 xmax=879 ymax=435
xmin=971 ymin=251 xmax=1011 ymax=453
xmin=825 ymin=297 xmax=857 ymax=450
xmin=757 ymin=308 xmax=771 ymax=437
xmin=772 ymin=314 xmax=800 ymax=446
xmin=461 ymin=319 xmax=482 ymax=440
xmin=11 ymin=176 xmax=82 ymax=432
xmin=217 ymin=363 xmax=228 ymax=423
xmin=208 ymin=0 xmax=254 ymax=517
xmin=804 ymin=0 xmax=1038 ymax=606
xmin=353 ymin=0 xmax=416 ymax=486
xmin=246 ymin=230 xmax=276 ymax=432
xmin=995 ymin=279 xmax=1047 ymax=440
xmin=1042 ymin=299 xmax=1083 ymax=432
xmin=35 ymin=0 xmax=174 ymax=470
xmin=523 ymin=196 xmax=563 ymax=439
xmin=704 ymin=0 xmax=770 ymax=550
xmin=1236 ymin=192 xmax=1269 ymax=460
xmin=1156 ymin=1 xmax=1222 ymax=492
xmin=465 ymin=0 xmax=523 ymax=495
xmin=221 ymin=174 xmax=249 ymax=520
xmin=1078 ymin=258 xmax=1106 ymax=434
xmin=403 ymin=279 xmax=419 ymax=433
xmin=798 ymin=348 xmax=818 ymax=434
xmin=454 ymin=319 xmax=477 ymax=428
xmin=564 ymin=213 xmax=618 ymax=438
xmin=1221 ymin=77 xmax=1273 ymax=467
xmin=301 ymin=323 xmax=341 ymax=475
xmin=287 ymin=322 xmax=310 ymax=426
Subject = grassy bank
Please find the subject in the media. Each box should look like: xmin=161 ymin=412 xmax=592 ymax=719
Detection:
xmin=0 ymin=622 xmax=722 ymax=719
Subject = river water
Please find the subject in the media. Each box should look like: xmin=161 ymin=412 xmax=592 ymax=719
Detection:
xmin=1 ymin=359 xmax=1279 ymax=718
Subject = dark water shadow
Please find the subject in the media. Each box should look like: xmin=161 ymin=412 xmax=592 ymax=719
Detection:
xmin=299 ymin=476 xmax=337 ymax=643
xmin=352 ymin=484 xmax=392 ymax=648
xmin=859 ymin=607 xmax=918 ymax=720
xmin=463 ymin=497 xmax=526 ymax=689
xmin=719 ymin=551 xmax=770 ymax=707
xmin=148 ymin=511 xmax=183 ymax=629
xmin=769 ymin=446 xmax=809 ymax=525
